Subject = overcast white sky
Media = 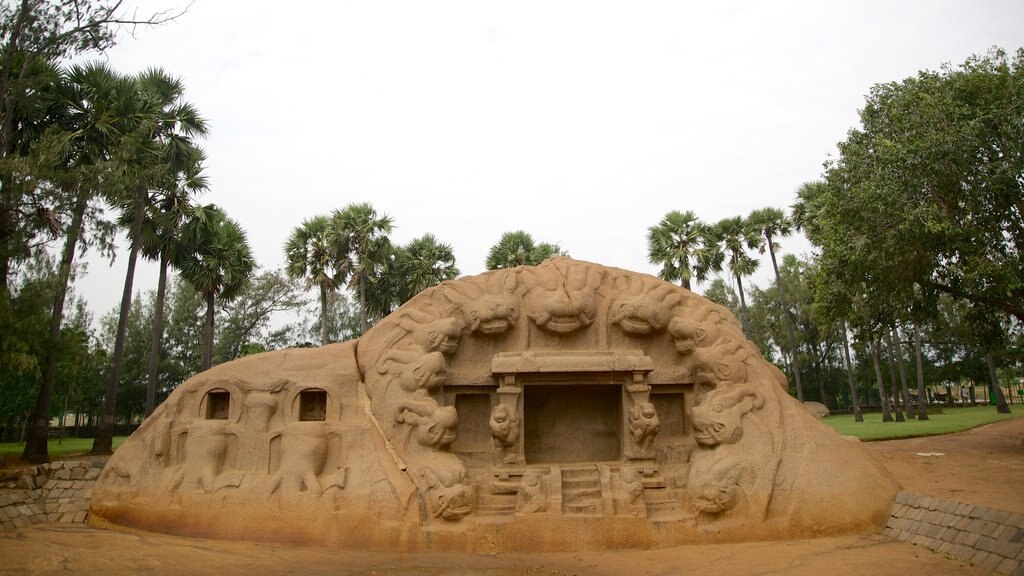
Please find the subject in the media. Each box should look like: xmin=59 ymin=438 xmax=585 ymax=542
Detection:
xmin=74 ymin=0 xmax=1024 ymax=324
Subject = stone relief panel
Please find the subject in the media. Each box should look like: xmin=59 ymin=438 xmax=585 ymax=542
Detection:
xmin=91 ymin=259 xmax=900 ymax=551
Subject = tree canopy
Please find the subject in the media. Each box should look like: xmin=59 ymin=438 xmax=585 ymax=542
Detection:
xmin=814 ymin=48 xmax=1024 ymax=325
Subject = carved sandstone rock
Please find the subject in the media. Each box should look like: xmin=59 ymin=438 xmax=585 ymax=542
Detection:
xmin=90 ymin=258 xmax=899 ymax=551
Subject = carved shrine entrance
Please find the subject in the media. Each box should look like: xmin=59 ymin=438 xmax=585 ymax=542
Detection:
xmin=490 ymin=351 xmax=655 ymax=466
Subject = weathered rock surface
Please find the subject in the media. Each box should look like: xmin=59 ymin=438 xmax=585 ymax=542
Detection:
xmin=90 ymin=258 xmax=899 ymax=551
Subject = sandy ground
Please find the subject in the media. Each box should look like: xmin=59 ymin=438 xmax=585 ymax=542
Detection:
xmin=1 ymin=417 xmax=1021 ymax=576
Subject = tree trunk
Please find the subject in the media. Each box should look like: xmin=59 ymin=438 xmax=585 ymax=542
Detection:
xmin=986 ymin=352 xmax=1011 ymax=414
xmin=840 ymin=319 xmax=863 ymax=422
xmin=359 ymin=271 xmax=367 ymax=335
xmin=871 ymin=339 xmax=893 ymax=422
xmin=814 ymin=349 xmax=828 ymax=407
xmin=93 ymin=186 xmax=147 ymax=455
xmin=320 ymin=282 xmax=329 ymax=345
xmin=737 ymin=270 xmax=753 ymax=338
xmin=883 ymin=329 xmax=905 ymax=422
xmin=145 ymin=255 xmax=170 ymax=416
xmin=202 ymin=290 xmax=215 ymax=370
xmin=22 ymin=189 xmax=88 ymax=463
xmin=891 ymin=326 xmax=914 ymax=420
xmin=913 ymin=325 xmax=929 ymax=420
xmin=767 ymin=238 xmax=804 ymax=404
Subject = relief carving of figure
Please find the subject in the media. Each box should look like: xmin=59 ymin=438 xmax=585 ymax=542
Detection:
xmin=441 ymin=272 xmax=519 ymax=335
xmin=488 ymin=404 xmax=520 ymax=464
xmin=398 ymin=311 xmax=463 ymax=356
xmin=267 ymin=421 xmax=333 ymax=511
xmin=396 ymin=392 xmax=458 ymax=450
xmin=668 ymin=307 xmax=731 ymax=356
xmin=377 ymin=348 xmax=448 ymax=394
xmin=629 ymin=402 xmax=660 ymax=455
xmin=617 ymin=467 xmax=645 ymax=516
xmin=687 ymin=385 xmax=767 ymax=524
xmin=419 ymin=463 xmax=476 ymax=521
xmin=167 ymin=419 xmax=241 ymax=505
xmin=516 ymin=470 xmax=547 ymax=514
xmin=609 ymin=277 xmax=683 ymax=334
xmin=527 ymin=258 xmax=606 ymax=334
xmin=690 ymin=386 xmax=764 ymax=448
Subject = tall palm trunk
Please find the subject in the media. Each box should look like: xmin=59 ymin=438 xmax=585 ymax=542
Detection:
xmin=145 ymin=254 xmax=170 ymax=416
xmin=883 ymin=330 xmax=905 ymax=422
xmin=871 ymin=338 xmax=893 ymax=422
xmin=766 ymin=236 xmax=803 ymax=402
xmin=734 ymin=272 xmax=752 ymax=339
xmin=986 ymin=352 xmax=1011 ymax=414
xmin=202 ymin=290 xmax=215 ymax=370
xmin=359 ymin=271 xmax=367 ymax=335
xmin=840 ymin=319 xmax=863 ymax=422
xmin=913 ymin=325 xmax=929 ymax=420
xmin=93 ymin=186 xmax=147 ymax=454
xmin=319 ymin=283 xmax=329 ymax=345
xmin=22 ymin=188 xmax=87 ymax=463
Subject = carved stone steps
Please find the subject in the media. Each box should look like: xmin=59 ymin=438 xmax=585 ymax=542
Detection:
xmin=560 ymin=466 xmax=604 ymax=516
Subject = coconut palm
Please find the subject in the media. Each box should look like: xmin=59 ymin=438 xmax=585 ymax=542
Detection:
xmin=284 ymin=215 xmax=342 ymax=345
xmin=24 ymin=62 xmax=143 ymax=463
xmin=748 ymin=206 xmax=804 ymax=401
xmin=485 ymin=230 xmax=565 ymax=270
xmin=647 ymin=210 xmax=720 ymax=290
xmin=136 ymin=160 xmax=208 ymax=416
xmin=711 ymin=216 xmax=760 ymax=338
xmin=93 ymin=68 xmax=209 ymax=453
xmin=329 ymin=202 xmax=393 ymax=334
xmin=178 ymin=205 xmax=255 ymax=370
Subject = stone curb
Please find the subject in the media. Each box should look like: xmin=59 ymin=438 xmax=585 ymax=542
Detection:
xmin=885 ymin=491 xmax=1024 ymax=575
xmin=0 ymin=459 xmax=105 ymax=531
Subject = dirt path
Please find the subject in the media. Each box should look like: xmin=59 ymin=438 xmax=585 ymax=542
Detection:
xmin=863 ymin=416 xmax=1024 ymax=513
xmin=1 ymin=417 xmax=1021 ymax=576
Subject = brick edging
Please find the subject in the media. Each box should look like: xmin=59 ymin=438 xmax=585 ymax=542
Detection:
xmin=885 ymin=491 xmax=1024 ymax=575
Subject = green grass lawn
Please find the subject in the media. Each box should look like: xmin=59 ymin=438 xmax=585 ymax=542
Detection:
xmin=0 ymin=436 xmax=128 ymax=462
xmin=823 ymin=405 xmax=1022 ymax=441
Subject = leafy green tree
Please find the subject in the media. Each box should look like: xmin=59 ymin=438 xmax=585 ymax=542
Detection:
xmin=284 ymin=215 xmax=341 ymax=345
xmin=329 ymin=202 xmax=393 ymax=334
xmin=646 ymin=210 xmax=720 ymax=290
xmin=485 ymin=230 xmax=565 ymax=270
xmin=25 ymin=62 xmax=139 ymax=462
xmin=214 ymin=268 xmax=306 ymax=363
xmin=816 ymin=48 xmax=1024 ymax=327
xmin=177 ymin=205 xmax=255 ymax=371
xmin=95 ymin=68 xmax=208 ymax=452
xmin=0 ymin=0 xmax=181 ymax=288
xmin=748 ymin=206 xmax=803 ymax=400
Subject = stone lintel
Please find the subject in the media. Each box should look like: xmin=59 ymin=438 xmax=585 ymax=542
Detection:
xmin=491 ymin=351 xmax=654 ymax=375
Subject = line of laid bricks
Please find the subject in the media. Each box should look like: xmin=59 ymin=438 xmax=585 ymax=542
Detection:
xmin=885 ymin=491 xmax=1024 ymax=575
xmin=0 ymin=459 xmax=104 ymax=531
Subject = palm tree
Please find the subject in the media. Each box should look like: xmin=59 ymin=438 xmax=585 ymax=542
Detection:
xmin=329 ymin=202 xmax=393 ymax=335
xmin=23 ymin=62 xmax=140 ymax=463
xmin=398 ymin=233 xmax=459 ymax=303
xmin=485 ymin=230 xmax=565 ymax=270
xmin=647 ymin=210 xmax=719 ymax=290
xmin=93 ymin=69 xmax=208 ymax=453
xmin=284 ymin=215 xmax=342 ymax=346
xmin=178 ymin=205 xmax=255 ymax=370
xmin=138 ymin=165 xmax=208 ymax=417
xmin=711 ymin=216 xmax=760 ymax=338
xmin=748 ymin=206 xmax=804 ymax=401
